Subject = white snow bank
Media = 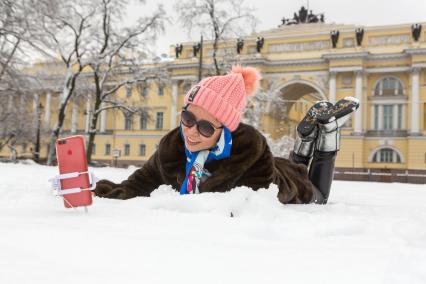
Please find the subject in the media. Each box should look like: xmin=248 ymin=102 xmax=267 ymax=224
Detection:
xmin=0 ymin=162 xmax=425 ymax=284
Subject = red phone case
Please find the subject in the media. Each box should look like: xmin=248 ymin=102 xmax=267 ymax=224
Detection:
xmin=55 ymin=135 xmax=93 ymax=208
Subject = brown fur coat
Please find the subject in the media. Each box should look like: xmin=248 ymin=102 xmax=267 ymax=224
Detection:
xmin=94 ymin=123 xmax=314 ymax=204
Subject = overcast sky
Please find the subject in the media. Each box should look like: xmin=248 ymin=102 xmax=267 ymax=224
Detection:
xmin=125 ymin=0 xmax=426 ymax=56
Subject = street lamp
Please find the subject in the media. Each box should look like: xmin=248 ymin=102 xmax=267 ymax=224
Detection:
xmin=34 ymin=102 xmax=44 ymax=163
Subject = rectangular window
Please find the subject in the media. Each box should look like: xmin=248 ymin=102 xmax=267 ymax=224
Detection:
xmin=139 ymin=144 xmax=146 ymax=156
xmin=157 ymin=84 xmax=164 ymax=96
xmin=125 ymin=114 xmax=133 ymax=130
xmin=140 ymin=115 xmax=147 ymax=130
xmin=140 ymin=83 xmax=148 ymax=97
xmin=124 ymin=144 xmax=130 ymax=156
xmin=383 ymin=105 xmax=393 ymax=130
xmin=374 ymin=105 xmax=379 ymax=130
xmin=105 ymin=144 xmax=111 ymax=155
xmin=92 ymin=143 xmax=96 ymax=155
xmin=156 ymin=112 xmax=163 ymax=130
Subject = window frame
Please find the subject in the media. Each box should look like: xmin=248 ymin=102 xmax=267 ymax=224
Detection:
xmin=139 ymin=144 xmax=146 ymax=156
xmin=124 ymin=144 xmax=130 ymax=156
xmin=156 ymin=112 xmax=164 ymax=130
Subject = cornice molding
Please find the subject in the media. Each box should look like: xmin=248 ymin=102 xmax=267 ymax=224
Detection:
xmin=322 ymin=51 xmax=370 ymax=60
xmin=404 ymin=48 xmax=426 ymax=55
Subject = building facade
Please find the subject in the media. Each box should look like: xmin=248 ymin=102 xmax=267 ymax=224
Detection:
xmin=2 ymin=22 xmax=426 ymax=181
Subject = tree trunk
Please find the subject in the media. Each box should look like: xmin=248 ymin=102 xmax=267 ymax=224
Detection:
xmin=86 ymin=110 xmax=100 ymax=164
xmin=46 ymin=70 xmax=80 ymax=165
xmin=212 ymin=39 xmax=220 ymax=75
xmin=46 ymin=107 xmax=66 ymax=165
xmin=86 ymin=81 xmax=103 ymax=164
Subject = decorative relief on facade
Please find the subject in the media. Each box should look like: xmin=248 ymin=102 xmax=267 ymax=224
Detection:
xmin=314 ymin=74 xmax=328 ymax=91
xmin=247 ymin=46 xmax=257 ymax=54
xmin=206 ymin=48 xmax=235 ymax=57
xmin=343 ymin=38 xmax=355 ymax=48
xmin=368 ymin=34 xmax=410 ymax=46
xmin=342 ymin=75 xmax=353 ymax=86
xmin=268 ymin=40 xmax=330 ymax=53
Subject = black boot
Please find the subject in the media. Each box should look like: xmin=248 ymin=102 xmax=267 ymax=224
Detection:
xmin=309 ymin=151 xmax=337 ymax=204
xmin=315 ymin=97 xmax=360 ymax=152
xmin=309 ymin=96 xmax=360 ymax=204
xmin=291 ymin=101 xmax=333 ymax=167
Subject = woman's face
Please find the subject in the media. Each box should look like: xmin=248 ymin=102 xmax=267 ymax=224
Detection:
xmin=181 ymin=104 xmax=222 ymax=152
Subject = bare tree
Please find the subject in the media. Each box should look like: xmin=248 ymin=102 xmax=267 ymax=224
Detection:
xmin=175 ymin=0 xmax=257 ymax=75
xmin=84 ymin=0 xmax=166 ymax=164
xmin=30 ymin=0 xmax=101 ymax=165
xmin=0 ymin=0 xmax=26 ymax=84
xmin=0 ymin=0 xmax=47 ymax=162
xmin=0 ymin=0 xmax=47 ymax=90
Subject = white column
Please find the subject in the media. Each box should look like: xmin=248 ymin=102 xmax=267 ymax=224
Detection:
xmin=378 ymin=105 xmax=384 ymax=130
xmin=33 ymin=93 xmax=39 ymax=114
xmin=170 ymin=80 xmax=178 ymax=129
xmin=71 ymin=99 xmax=78 ymax=133
xmin=410 ymin=67 xmax=420 ymax=134
xmin=44 ymin=92 xmax=51 ymax=127
xmin=85 ymin=96 xmax=91 ymax=133
xmin=100 ymin=103 xmax=107 ymax=133
xmin=328 ymin=71 xmax=337 ymax=103
xmin=393 ymin=104 xmax=398 ymax=130
xmin=402 ymin=104 xmax=406 ymax=130
xmin=362 ymin=74 xmax=368 ymax=131
xmin=370 ymin=105 xmax=375 ymax=129
xmin=354 ymin=70 xmax=363 ymax=134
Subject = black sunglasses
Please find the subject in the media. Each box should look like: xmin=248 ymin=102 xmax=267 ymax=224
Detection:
xmin=181 ymin=109 xmax=223 ymax=138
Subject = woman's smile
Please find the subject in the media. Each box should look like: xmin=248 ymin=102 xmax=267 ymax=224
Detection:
xmin=186 ymin=136 xmax=201 ymax=146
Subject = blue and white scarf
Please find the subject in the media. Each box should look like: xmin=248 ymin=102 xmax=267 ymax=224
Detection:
xmin=179 ymin=125 xmax=232 ymax=195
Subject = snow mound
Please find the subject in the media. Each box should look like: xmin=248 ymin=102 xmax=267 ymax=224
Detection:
xmin=0 ymin=162 xmax=425 ymax=284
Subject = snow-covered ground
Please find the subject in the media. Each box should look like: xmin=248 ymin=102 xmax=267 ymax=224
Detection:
xmin=0 ymin=161 xmax=425 ymax=284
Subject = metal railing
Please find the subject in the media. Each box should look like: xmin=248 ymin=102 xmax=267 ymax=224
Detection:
xmin=334 ymin=168 xmax=426 ymax=184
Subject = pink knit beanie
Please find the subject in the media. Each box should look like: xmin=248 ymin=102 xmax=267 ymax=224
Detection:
xmin=184 ymin=66 xmax=261 ymax=132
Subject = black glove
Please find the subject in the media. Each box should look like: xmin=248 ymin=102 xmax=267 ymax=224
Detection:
xmin=94 ymin=179 xmax=136 ymax=200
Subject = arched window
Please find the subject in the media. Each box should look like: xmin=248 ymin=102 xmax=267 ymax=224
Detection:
xmin=372 ymin=148 xmax=402 ymax=163
xmin=374 ymin=77 xmax=404 ymax=96
xmin=371 ymin=77 xmax=406 ymax=131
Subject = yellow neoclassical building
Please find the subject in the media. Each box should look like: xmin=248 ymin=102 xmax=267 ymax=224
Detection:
xmin=2 ymin=21 xmax=426 ymax=182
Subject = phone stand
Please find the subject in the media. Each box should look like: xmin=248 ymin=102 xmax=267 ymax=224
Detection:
xmin=49 ymin=171 xmax=98 ymax=196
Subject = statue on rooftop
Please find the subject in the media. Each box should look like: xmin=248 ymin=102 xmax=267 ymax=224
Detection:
xmin=236 ymin=38 xmax=244 ymax=54
xmin=280 ymin=6 xmax=325 ymax=26
xmin=175 ymin=44 xmax=183 ymax=58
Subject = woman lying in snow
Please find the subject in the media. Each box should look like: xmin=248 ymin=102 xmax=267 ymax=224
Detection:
xmin=94 ymin=66 xmax=359 ymax=204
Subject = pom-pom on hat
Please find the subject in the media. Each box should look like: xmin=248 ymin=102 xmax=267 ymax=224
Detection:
xmin=184 ymin=65 xmax=261 ymax=132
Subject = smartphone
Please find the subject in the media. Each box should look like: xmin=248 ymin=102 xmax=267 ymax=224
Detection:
xmin=55 ymin=135 xmax=93 ymax=208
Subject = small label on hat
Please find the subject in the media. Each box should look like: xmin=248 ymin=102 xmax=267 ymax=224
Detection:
xmin=188 ymin=86 xmax=200 ymax=102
